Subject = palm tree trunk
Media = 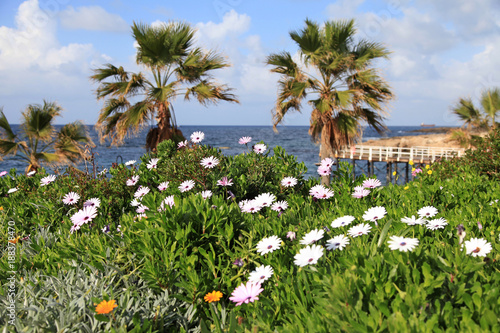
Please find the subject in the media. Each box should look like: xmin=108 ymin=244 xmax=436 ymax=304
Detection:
xmin=320 ymin=127 xmax=332 ymax=186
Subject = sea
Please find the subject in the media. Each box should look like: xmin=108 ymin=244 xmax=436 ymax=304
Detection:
xmin=1 ymin=125 xmax=431 ymax=181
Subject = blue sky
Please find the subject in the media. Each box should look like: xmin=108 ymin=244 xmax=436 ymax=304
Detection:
xmin=0 ymin=0 xmax=499 ymax=127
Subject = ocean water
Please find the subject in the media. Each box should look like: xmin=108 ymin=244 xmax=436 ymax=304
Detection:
xmin=1 ymin=125 xmax=428 ymax=180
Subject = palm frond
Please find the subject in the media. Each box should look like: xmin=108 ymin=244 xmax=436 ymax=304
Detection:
xmin=0 ymin=108 xmax=16 ymax=141
xmin=480 ymin=87 xmax=500 ymax=127
xmin=184 ymin=81 xmax=239 ymax=105
xmin=91 ymin=64 xmax=129 ymax=83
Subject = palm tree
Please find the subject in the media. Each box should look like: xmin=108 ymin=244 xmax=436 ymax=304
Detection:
xmin=266 ymin=19 xmax=393 ymax=166
xmin=0 ymin=101 xmax=93 ymax=173
xmin=480 ymin=87 xmax=500 ymax=129
xmin=91 ymin=21 xmax=239 ymax=151
xmin=450 ymin=97 xmax=486 ymax=131
xmin=451 ymin=87 xmax=500 ymax=130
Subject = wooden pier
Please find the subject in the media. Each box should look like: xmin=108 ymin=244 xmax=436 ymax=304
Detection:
xmin=323 ymin=145 xmax=466 ymax=184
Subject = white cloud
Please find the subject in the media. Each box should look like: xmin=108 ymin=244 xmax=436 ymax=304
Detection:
xmin=59 ymin=5 xmax=129 ymax=33
xmin=326 ymin=0 xmax=365 ymax=19
xmin=195 ymin=9 xmax=250 ymax=42
xmin=0 ymin=0 xmax=111 ymax=123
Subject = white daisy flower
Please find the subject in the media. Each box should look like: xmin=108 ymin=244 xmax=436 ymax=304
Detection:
xmin=248 ymin=265 xmax=274 ymax=284
xmin=400 ymin=215 xmax=426 ymax=225
xmin=300 ymin=229 xmax=325 ymax=245
xmin=27 ymin=170 xmax=36 ymax=177
xmin=271 ymin=200 xmax=288 ymax=212
xmin=147 ymin=158 xmax=159 ymax=170
xmin=125 ymin=160 xmax=136 ymax=166
xmin=387 ymin=236 xmax=419 ymax=252
xmin=177 ymin=140 xmax=188 ymax=148
xmin=200 ymin=190 xmax=212 ymax=199
xmin=326 ymin=235 xmax=350 ymax=251
xmin=348 ymin=223 xmax=372 ymax=237
xmin=418 ymin=206 xmax=438 ymax=218
xmin=256 ymin=235 xmax=282 ymax=255
xmin=158 ymin=181 xmax=169 ymax=191
xmin=134 ymin=186 xmax=150 ymax=199
xmin=158 ymin=195 xmax=175 ymax=211
xmin=98 ymin=168 xmax=107 ymax=175
xmin=190 ymin=131 xmax=205 ymax=143
xmin=40 ymin=175 xmax=56 ymax=186
xmin=7 ymin=188 xmax=18 ymax=194
xmin=254 ymin=193 xmax=276 ymax=207
xmin=130 ymin=198 xmax=140 ymax=207
xmin=464 ymin=238 xmax=492 ymax=257
xmin=331 ymin=215 xmax=356 ymax=228
xmin=281 ymin=177 xmax=297 ymax=187
xmin=241 ymin=200 xmax=263 ymax=213
xmin=62 ymin=192 xmax=80 ymax=205
xmin=178 ymin=180 xmax=195 ymax=192
xmin=126 ymin=175 xmax=139 ymax=186
xmin=83 ymin=198 xmax=101 ymax=208
xmin=253 ymin=143 xmax=267 ymax=154
xmin=362 ymin=206 xmax=387 ymax=222
xmin=294 ymin=245 xmax=324 ymax=267
xmin=200 ymin=156 xmax=220 ymax=169
xmin=426 ymin=218 xmax=448 ymax=230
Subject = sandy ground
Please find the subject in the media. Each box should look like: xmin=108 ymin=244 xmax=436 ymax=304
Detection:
xmin=362 ymin=133 xmax=462 ymax=148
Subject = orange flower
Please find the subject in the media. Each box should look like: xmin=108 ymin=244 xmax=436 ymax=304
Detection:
xmin=0 ymin=206 xmax=3 ymax=211
xmin=95 ymin=299 xmax=118 ymax=314
xmin=9 ymin=236 xmax=20 ymax=244
xmin=204 ymin=290 xmax=223 ymax=303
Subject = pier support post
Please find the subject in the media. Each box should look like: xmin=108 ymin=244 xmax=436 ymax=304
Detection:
xmin=386 ymin=162 xmax=392 ymax=184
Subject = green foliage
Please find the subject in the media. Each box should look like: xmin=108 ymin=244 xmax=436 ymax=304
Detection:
xmin=1 ymin=143 xmax=500 ymax=332
xmin=432 ymin=127 xmax=500 ymax=181
xmin=155 ymin=140 xmax=308 ymax=201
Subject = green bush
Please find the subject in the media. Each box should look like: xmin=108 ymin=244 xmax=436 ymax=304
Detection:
xmin=1 ymin=142 xmax=500 ymax=332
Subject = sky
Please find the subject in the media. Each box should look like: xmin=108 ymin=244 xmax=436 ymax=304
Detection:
xmin=0 ymin=0 xmax=499 ymax=127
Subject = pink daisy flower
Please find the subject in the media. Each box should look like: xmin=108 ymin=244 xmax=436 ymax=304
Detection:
xmin=313 ymin=186 xmax=334 ymax=200
xmin=229 ymin=281 xmax=263 ymax=306
xmin=352 ymin=189 xmax=370 ymax=198
xmin=320 ymin=158 xmax=334 ymax=168
xmin=177 ymin=140 xmax=188 ymax=149
xmin=62 ymin=192 xmax=80 ymax=205
xmin=0 ymin=171 xmax=7 ymax=177
xmin=179 ymin=180 xmax=195 ymax=192
xmin=217 ymin=177 xmax=233 ymax=187
xmin=239 ymin=136 xmax=252 ymax=145
xmin=362 ymin=178 xmax=382 ymax=189
xmin=200 ymin=156 xmax=220 ymax=169
xmin=317 ymin=165 xmax=331 ymax=176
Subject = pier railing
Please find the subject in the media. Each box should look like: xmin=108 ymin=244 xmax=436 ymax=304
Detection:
xmin=334 ymin=145 xmax=466 ymax=163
